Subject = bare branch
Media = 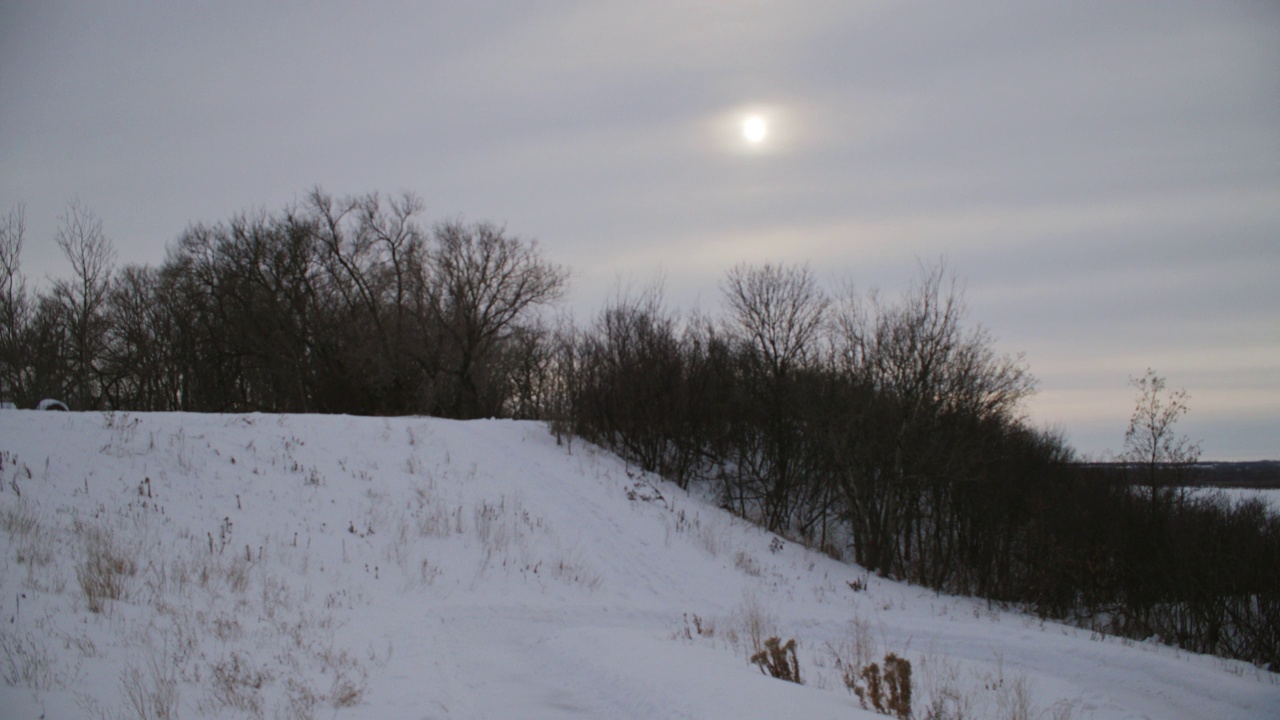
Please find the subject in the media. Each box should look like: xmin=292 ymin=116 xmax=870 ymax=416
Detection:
xmin=721 ymin=262 xmax=829 ymax=378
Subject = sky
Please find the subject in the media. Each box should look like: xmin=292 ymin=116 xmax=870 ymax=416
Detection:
xmin=2 ymin=1 xmax=1277 ymax=460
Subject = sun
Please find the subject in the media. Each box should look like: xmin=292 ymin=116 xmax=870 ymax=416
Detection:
xmin=742 ymin=115 xmax=767 ymax=144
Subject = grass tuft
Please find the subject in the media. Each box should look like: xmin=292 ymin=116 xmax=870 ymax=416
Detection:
xmin=76 ymin=524 xmax=137 ymax=614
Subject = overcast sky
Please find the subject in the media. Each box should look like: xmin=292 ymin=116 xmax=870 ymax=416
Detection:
xmin=2 ymin=1 xmax=1277 ymax=459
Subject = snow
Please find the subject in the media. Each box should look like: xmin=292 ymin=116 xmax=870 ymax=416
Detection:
xmin=1 ymin=412 xmax=1276 ymax=719
xmin=1193 ymin=487 xmax=1280 ymax=513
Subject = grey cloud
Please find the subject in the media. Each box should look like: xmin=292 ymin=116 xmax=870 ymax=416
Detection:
xmin=1 ymin=1 xmax=1276 ymax=458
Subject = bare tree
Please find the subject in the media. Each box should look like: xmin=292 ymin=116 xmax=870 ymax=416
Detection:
xmin=147 ymin=190 xmax=568 ymax=417
xmin=719 ymin=263 xmax=831 ymax=531
xmin=102 ymin=264 xmax=181 ymax=409
xmin=573 ymin=283 xmax=689 ymax=476
xmin=0 ymin=205 xmax=29 ymax=403
xmin=1121 ymin=368 xmax=1201 ymax=487
xmin=53 ymin=199 xmax=117 ymax=408
xmin=0 ymin=204 xmax=23 ymax=304
xmin=828 ymin=261 xmax=1036 ymax=580
xmin=307 ymin=189 xmax=433 ymax=413
xmin=428 ymin=220 xmax=568 ymax=418
xmin=722 ymin=263 xmax=828 ymax=379
xmin=836 ymin=263 xmax=1032 ymax=419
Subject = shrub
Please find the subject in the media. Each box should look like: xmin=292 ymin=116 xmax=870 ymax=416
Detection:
xmin=751 ymin=636 xmax=802 ymax=684
xmin=850 ymin=653 xmax=913 ymax=719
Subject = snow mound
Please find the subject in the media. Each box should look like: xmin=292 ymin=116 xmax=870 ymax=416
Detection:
xmin=1 ymin=412 xmax=1276 ymax=719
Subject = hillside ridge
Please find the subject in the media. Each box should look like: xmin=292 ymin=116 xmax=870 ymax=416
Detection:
xmin=1 ymin=412 xmax=1276 ymax=719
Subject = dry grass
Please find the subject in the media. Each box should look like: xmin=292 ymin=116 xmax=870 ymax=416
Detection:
xmin=0 ymin=418 xmax=391 ymax=719
xmin=1 ymin=629 xmax=79 ymax=692
xmin=3 ymin=501 xmax=56 ymax=572
xmin=76 ymin=523 xmax=137 ymax=614
xmin=918 ymin=653 xmax=975 ymax=720
xmin=121 ymin=647 xmax=180 ymax=720
xmin=282 ymin=677 xmax=321 ymax=720
xmin=732 ymin=590 xmax=779 ymax=657
xmin=994 ymin=671 xmax=1034 ymax=720
xmin=1 ymin=500 xmax=39 ymax=538
xmin=734 ymin=550 xmax=764 ymax=577
xmin=914 ymin=652 xmax=1079 ymax=720
xmin=201 ymin=650 xmax=271 ymax=715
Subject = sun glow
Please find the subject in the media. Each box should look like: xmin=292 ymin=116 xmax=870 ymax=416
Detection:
xmin=712 ymin=104 xmax=784 ymax=155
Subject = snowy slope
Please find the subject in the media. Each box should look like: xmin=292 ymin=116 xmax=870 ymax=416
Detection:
xmin=1 ymin=412 xmax=1276 ymax=719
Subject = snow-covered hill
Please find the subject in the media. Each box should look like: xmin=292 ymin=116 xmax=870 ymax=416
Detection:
xmin=1 ymin=412 xmax=1276 ymax=719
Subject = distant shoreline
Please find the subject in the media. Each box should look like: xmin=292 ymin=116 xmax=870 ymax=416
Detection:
xmin=1073 ymin=460 xmax=1280 ymax=489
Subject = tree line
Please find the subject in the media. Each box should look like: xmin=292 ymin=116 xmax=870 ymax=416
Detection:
xmin=1 ymin=193 xmax=1275 ymax=669
xmin=0 ymin=192 xmax=567 ymax=418
xmin=564 ymin=264 xmax=1276 ymax=669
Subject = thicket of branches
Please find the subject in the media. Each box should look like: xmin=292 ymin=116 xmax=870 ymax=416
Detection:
xmin=1 ymin=195 xmax=1275 ymax=668
xmin=564 ymin=263 xmax=1279 ymax=670
xmin=0 ymin=192 xmax=566 ymax=418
